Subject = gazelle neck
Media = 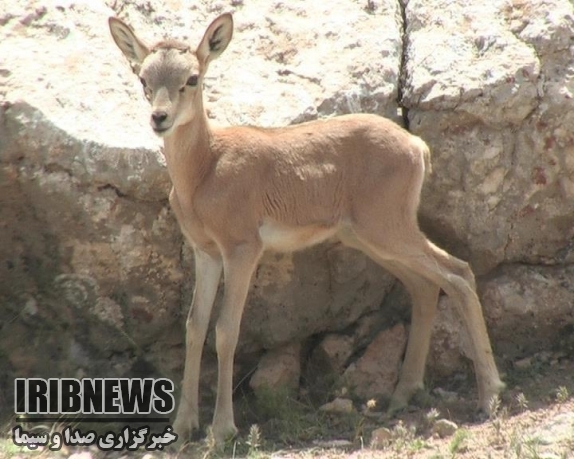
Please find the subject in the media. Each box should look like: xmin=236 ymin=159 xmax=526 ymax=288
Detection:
xmin=163 ymin=107 xmax=214 ymax=206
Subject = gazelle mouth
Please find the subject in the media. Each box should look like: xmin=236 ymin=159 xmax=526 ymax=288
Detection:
xmin=152 ymin=125 xmax=172 ymax=136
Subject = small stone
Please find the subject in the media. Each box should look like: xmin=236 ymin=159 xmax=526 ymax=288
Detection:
xmin=433 ymin=387 xmax=459 ymax=402
xmin=68 ymin=452 xmax=93 ymax=459
xmin=343 ymin=324 xmax=407 ymax=399
xmin=314 ymin=333 xmax=355 ymax=372
xmin=515 ymin=356 xmax=532 ymax=369
xmin=250 ymin=343 xmax=301 ymax=392
xmin=370 ymin=427 xmax=393 ymax=448
xmin=319 ymin=397 xmax=355 ymax=414
xmin=432 ymin=419 xmax=458 ymax=438
xmin=535 ymin=351 xmax=552 ymax=363
xmin=312 ymin=439 xmax=353 ymax=448
xmin=23 ymin=296 xmax=38 ymax=316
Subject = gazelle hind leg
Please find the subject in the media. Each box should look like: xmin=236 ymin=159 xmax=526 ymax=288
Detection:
xmin=351 ymin=227 xmax=504 ymax=413
xmin=386 ymin=264 xmax=440 ymax=413
xmin=339 ymin=232 xmax=439 ymax=412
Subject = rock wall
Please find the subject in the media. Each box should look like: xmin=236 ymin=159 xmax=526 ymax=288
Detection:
xmin=405 ymin=0 xmax=574 ymax=273
xmin=403 ymin=0 xmax=574 ymax=380
xmin=1 ymin=0 xmax=573 ymax=407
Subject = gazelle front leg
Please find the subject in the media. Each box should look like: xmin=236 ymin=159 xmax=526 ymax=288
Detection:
xmin=212 ymin=242 xmax=262 ymax=444
xmin=173 ymin=249 xmax=222 ymax=442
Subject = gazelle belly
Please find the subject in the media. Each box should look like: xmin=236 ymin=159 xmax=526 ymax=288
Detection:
xmin=258 ymin=220 xmax=338 ymax=252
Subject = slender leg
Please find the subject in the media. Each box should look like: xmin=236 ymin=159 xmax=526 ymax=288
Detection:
xmin=352 ymin=226 xmax=504 ymax=413
xmin=387 ymin=263 xmax=439 ymax=412
xmin=173 ymin=249 xmax=222 ymax=441
xmin=211 ymin=242 xmax=262 ymax=444
xmin=339 ymin=232 xmax=439 ymax=411
xmin=405 ymin=240 xmax=505 ymax=412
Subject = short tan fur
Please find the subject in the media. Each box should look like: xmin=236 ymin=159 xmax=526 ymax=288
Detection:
xmin=108 ymin=13 xmax=504 ymax=445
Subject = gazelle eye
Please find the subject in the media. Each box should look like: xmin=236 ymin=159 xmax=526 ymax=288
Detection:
xmin=186 ymin=75 xmax=199 ymax=86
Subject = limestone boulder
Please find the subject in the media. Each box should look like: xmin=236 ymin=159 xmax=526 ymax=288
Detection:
xmin=1 ymin=1 xmax=181 ymax=385
xmin=343 ymin=323 xmax=407 ymax=400
xmin=403 ymin=0 xmax=574 ymax=274
xmin=0 ymin=0 xmax=403 ymax=400
xmin=105 ymin=0 xmax=404 ymax=125
xmin=481 ymin=264 xmax=574 ymax=361
xmin=249 ymin=343 xmax=301 ymax=393
xmin=426 ymin=265 xmax=574 ymax=379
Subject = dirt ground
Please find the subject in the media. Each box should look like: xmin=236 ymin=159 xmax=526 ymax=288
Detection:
xmin=2 ymin=351 xmax=573 ymax=459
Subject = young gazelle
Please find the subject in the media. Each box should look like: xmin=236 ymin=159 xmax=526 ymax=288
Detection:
xmin=108 ymin=13 xmax=504 ymax=444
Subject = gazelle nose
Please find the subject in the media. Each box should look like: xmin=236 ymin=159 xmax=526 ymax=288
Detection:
xmin=151 ymin=110 xmax=168 ymax=124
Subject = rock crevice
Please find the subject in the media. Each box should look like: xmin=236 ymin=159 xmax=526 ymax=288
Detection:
xmin=396 ymin=0 xmax=410 ymax=130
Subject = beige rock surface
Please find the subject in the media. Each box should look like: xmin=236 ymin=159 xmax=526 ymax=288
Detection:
xmin=403 ymin=0 xmax=574 ymax=273
xmin=343 ymin=324 xmax=407 ymax=399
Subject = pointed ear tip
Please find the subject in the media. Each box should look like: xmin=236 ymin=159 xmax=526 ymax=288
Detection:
xmin=220 ymin=12 xmax=233 ymax=25
xmin=108 ymin=16 xmax=123 ymax=30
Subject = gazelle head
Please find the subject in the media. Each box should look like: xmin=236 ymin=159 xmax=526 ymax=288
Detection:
xmin=108 ymin=14 xmax=233 ymax=137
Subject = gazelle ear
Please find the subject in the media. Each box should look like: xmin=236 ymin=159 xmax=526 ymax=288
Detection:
xmin=108 ymin=17 xmax=150 ymax=71
xmin=196 ymin=13 xmax=233 ymax=66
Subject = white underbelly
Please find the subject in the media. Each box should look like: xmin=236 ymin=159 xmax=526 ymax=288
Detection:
xmin=258 ymin=221 xmax=338 ymax=252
